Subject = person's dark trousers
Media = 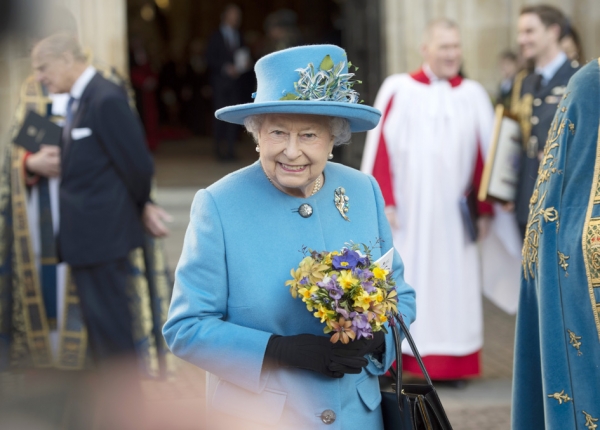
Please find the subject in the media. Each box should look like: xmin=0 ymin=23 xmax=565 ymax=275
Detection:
xmin=519 ymin=223 xmax=527 ymax=239
xmin=71 ymin=257 xmax=136 ymax=362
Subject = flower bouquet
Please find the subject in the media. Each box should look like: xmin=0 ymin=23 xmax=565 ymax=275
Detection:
xmin=286 ymin=242 xmax=398 ymax=344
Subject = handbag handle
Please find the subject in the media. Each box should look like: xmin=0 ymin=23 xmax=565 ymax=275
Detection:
xmin=388 ymin=314 xmax=434 ymax=410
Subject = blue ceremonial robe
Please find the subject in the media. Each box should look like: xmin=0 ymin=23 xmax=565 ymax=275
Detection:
xmin=513 ymin=59 xmax=600 ymax=429
xmin=163 ymin=161 xmax=416 ymax=429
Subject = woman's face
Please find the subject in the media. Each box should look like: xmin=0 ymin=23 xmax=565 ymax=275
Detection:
xmin=258 ymin=114 xmax=334 ymax=198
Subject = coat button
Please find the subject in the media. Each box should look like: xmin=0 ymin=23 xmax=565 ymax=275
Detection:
xmin=531 ymin=116 xmax=539 ymax=125
xmin=321 ymin=409 xmax=336 ymax=424
xmin=297 ymin=203 xmax=313 ymax=218
xmin=533 ymin=98 xmax=542 ymax=106
xmin=529 ymin=135 xmax=538 ymax=144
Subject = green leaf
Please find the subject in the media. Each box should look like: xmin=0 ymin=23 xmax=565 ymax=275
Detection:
xmin=280 ymin=93 xmax=298 ymax=100
xmin=319 ymin=55 xmax=334 ymax=71
xmin=354 ymin=66 xmax=359 ymax=71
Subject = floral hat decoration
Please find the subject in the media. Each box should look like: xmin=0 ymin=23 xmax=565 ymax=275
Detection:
xmin=215 ymin=44 xmax=381 ymax=132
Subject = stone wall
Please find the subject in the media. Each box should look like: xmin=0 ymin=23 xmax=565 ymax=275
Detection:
xmin=382 ymin=0 xmax=600 ymax=93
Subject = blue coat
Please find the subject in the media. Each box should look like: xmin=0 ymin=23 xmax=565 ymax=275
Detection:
xmin=163 ymin=161 xmax=416 ymax=429
xmin=513 ymin=59 xmax=600 ymax=429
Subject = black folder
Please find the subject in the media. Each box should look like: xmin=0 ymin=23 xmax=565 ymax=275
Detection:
xmin=13 ymin=110 xmax=62 ymax=153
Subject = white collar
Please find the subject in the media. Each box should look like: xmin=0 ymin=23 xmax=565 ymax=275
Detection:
xmin=70 ymin=65 xmax=96 ymax=99
xmin=423 ymin=64 xmax=441 ymax=82
xmin=535 ymin=51 xmax=567 ymax=83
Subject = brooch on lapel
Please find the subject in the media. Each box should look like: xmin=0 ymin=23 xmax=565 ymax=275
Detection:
xmin=334 ymin=187 xmax=350 ymax=221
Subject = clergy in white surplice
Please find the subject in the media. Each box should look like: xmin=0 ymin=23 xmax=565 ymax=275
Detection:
xmin=362 ymin=19 xmax=521 ymax=381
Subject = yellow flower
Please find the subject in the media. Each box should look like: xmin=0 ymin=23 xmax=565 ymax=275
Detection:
xmin=382 ymin=289 xmax=398 ymax=315
xmin=353 ymin=291 xmax=372 ymax=310
xmin=373 ymin=289 xmax=384 ymax=303
xmin=314 ymin=306 xmax=335 ymax=323
xmin=285 ymin=267 xmax=304 ymax=298
xmin=338 ymin=270 xmax=357 ymax=290
xmin=298 ymin=256 xmax=329 ymax=284
xmin=298 ymin=285 xmax=318 ymax=301
xmin=372 ymin=265 xmax=389 ymax=281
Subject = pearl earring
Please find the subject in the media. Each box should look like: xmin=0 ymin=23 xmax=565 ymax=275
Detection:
xmin=328 ymin=153 xmax=333 ymax=160
xmin=256 ymin=145 xmax=260 ymax=152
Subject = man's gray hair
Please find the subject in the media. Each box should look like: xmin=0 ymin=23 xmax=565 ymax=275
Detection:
xmin=244 ymin=114 xmax=351 ymax=146
xmin=423 ymin=18 xmax=460 ymax=43
xmin=34 ymin=32 xmax=87 ymax=62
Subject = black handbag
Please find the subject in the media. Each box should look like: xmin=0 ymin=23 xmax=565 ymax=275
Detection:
xmin=380 ymin=315 xmax=453 ymax=430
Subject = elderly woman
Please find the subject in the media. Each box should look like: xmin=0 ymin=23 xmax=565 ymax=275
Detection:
xmin=163 ymin=45 xmax=416 ymax=429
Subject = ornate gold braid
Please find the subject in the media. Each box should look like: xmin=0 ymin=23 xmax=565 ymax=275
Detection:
xmin=510 ymin=69 xmax=533 ymax=147
xmin=581 ymin=60 xmax=600 ymax=341
xmin=522 ymin=115 xmax=567 ymax=280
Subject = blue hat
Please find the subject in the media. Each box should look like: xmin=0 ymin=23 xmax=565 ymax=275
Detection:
xmin=215 ymin=44 xmax=381 ymax=132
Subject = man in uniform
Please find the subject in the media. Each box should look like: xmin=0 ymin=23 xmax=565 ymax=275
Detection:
xmin=510 ymin=4 xmax=580 ymax=237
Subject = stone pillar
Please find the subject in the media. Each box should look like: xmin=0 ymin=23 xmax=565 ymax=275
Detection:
xmin=60 ymin=0 xmax=129 ymax=75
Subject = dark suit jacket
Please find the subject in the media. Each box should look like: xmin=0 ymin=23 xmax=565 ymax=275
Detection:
xmin=206 ymin=29 xmax=235 ymax=83
xmin=206 ymin=28 xmax=246 ymax=105
xmin=514 ymin=59 xmax=580 ymax=226
xmin=59 ymin=72 xmax=154 ymax=267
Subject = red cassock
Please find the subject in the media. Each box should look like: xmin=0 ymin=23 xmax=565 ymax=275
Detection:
xmin=362 ymin=67 xmax=495 ymax=379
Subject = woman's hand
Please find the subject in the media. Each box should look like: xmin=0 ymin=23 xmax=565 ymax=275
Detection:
xmin=264 ymin=334 xmax=369 ymax=378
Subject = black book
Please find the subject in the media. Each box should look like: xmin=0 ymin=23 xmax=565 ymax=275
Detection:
xmin=13 ymin=110 xmax=62 ymax=153
xmin=460 ymin=187 xmax=478 ymax=242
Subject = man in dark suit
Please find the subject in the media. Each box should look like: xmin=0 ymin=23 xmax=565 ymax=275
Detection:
xmin=30 ymin=33 xmax=169 ymax=362
xmin=509 ymin=5 xmax=580 ymax=237
xmin=206 ymin=3 xmax=247 ymax=160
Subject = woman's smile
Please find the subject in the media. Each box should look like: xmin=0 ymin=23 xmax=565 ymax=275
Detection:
xmin=279 ymin=163 xmax=308 ymax=173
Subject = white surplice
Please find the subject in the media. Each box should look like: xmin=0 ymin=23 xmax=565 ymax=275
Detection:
xmin=362 ymin=69 xmax=520 ymax=360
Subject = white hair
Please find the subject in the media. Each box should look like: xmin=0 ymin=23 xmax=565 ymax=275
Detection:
xmin=423 ymin=18 xmax=460 ymax=44
xmin=243 ymin=114 xmax=351 ymax=146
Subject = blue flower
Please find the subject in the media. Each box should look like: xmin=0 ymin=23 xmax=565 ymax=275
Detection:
xmin=332 ymin=249 xmax=363 ymax=270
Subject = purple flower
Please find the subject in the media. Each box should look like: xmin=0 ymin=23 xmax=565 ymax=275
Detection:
xmin=318 ymin=275 xmax=343 ymax=300
xmin=299 ymin=277 xmax=310 ymax=285
xmin=362 ymin=281 xmax=376 ymax=294
xmin=336 ymin=307 xmax=357 ymax=320
xmin=332 ymin=249 xmax=363 ymax=270
xmin=351 ymin=314 xmax=373 ymax=340
xmin=328 ymin=286 xmax=343 ymax=300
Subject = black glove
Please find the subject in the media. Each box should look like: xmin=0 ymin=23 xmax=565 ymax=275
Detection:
xmin=332 ymin=331 xmax=386 ymax=358
xmin=264 ymin=334 xmax=369 ymax=378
